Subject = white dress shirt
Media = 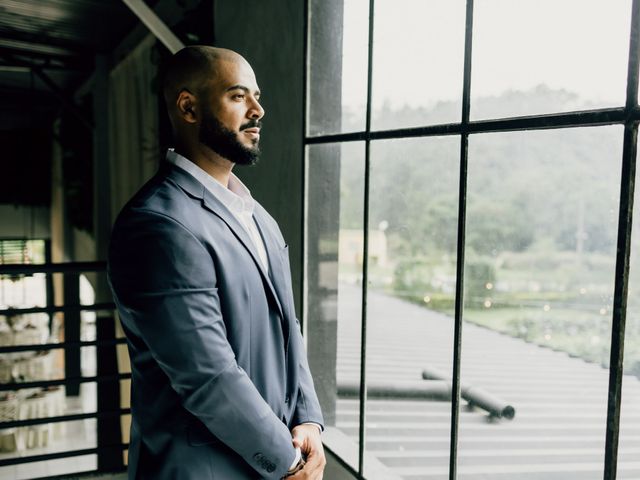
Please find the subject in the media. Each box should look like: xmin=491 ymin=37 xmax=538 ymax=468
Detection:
xmin=166 ymin=149 xmax=269 ymax=273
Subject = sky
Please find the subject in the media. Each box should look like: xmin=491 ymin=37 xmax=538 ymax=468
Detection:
xmin=339 ymin=0 xmax=633 ymax=113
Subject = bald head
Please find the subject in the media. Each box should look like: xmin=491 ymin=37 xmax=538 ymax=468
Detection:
xmin=159 ymin=45 xmax=264 ymax=166
xmin=162 ymin=46 xmax=246 ymax=111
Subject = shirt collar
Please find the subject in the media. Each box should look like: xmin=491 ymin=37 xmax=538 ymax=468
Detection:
xmin=166 ymin=149 xmax=255 ymax=216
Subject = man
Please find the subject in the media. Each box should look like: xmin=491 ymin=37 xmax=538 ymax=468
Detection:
xmin=108 ymin=46 xmax=325 ymax=479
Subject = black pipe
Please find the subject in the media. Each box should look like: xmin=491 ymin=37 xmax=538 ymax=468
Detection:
xmin=422 ymin=365 xmax=515 ymax=420
xmin=338 ymin=380 xmax=451 ymax=400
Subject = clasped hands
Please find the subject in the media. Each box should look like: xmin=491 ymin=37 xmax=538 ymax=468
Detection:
xmin=283 ymin=424 xmax=326 ymax=479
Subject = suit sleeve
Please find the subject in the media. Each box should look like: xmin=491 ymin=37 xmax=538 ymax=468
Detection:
xmin=290 ymin=320 xmax=325 ymax=430
xmin=108 ymin=209 xmax=296 ymax=479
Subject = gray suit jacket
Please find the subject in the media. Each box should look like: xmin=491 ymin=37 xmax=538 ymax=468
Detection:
xmin=108 ymin=163 xmax=323 ymax=479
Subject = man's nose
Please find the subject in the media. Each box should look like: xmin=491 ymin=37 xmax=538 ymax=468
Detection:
xmin=249 ymin=98 xmax=265 ymax=120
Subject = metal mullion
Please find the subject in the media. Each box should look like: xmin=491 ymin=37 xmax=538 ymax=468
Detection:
xmin=301 ymin=0 xmax=309 ymax=335
xmin=449 ymin=1 xmax=474 ymax=479
xmin=357 ymin=0 xmax=376 ymax=476
xmin=0 ymin=408 xmax=131 ymax=429
xmin=304 ymin=107 xmax=636 ymax=145
xmin=625 ymin=0 xmax=640 ymax=110
xmin=0 ymin=337 xmax=126 ymax=354
xmin=0 ymin=444 xmax=129 ymax=467
xmin=604 ymin=2 xmax=640 ymax=479
xmin=0 ymin=373 xmax=132 ymax=391
xmin=0 ymin=302 xmax=115 ymax=316
xmin=305 ymin=130 xmax=369 ymax=144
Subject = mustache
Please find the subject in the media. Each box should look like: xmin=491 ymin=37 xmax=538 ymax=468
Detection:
xmin=240 ymin=120 xmax=262 ymax=131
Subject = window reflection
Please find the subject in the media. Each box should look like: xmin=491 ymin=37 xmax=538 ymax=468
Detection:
xmin=306 ymin=142 xmax=365 ymax=455
xmin=307 ymin=0 xmax=369 ymax=136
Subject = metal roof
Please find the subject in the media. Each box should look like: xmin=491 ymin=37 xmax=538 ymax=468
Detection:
xmin=0 ymin=0 xmax=147 ymax=133
xmin=0 ymin=0 xmax=140 ymax=79
xmin=335 ymin=286 xmax=640 ymax=479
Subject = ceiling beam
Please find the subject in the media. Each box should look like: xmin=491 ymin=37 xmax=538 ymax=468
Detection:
xmin=122 ymin=0 xmax=184 ymax=54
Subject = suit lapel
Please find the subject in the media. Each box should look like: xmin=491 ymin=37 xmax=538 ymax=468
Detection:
xmin=253 ymin=205 xmax=292 ymax=350
xmin=166 ymin=164 xmax=285 ymax=320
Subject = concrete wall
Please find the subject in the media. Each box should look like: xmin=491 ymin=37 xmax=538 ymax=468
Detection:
xmin=213 ymin=0 xmax=305 ymax=314
xmin=213 ymin=4 xmax=361 ymax=478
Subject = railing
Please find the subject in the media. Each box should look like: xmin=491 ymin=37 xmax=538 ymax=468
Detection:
xmin=0 ymin=261 xmax=129 ymax=478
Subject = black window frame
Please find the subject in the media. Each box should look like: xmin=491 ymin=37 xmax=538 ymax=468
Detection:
xmin=302 ymin=1 xmax=640 ymax=479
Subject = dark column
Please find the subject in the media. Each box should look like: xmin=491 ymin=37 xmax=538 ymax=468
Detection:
xmin=63 ymin=272 xmax=80 ymax=396
xmin=306 ymin=144 xmax=341 ymax=426
xmin=93 ymin=54 xmax=123 ymax=471
xmin=44 ymin=239 xmax=54 ymax=334
xmin=305 ymin=0 xmax=345 ymax=427
xmin=214 ymin=0 xmax=344 ymax=426
xmin=213 ymin=0 xmax=306 ymax=306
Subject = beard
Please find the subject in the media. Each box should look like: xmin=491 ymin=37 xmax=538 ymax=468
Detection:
xmin=199 ymin=108 xmax=261 ymax=166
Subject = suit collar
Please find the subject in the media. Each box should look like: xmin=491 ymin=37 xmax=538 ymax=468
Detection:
xmin=164 ymin=162 xmax=286 ymax=320
xmin=163 ymin=161 xmax=207 ymax=200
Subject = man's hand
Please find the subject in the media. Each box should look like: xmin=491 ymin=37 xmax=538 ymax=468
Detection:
xmin=288 ymin=424 xmax=325 ymax=479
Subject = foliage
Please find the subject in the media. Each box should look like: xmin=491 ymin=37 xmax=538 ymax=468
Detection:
xmin=464 ymin=257 xmax=496 ymax=307
xmin=344 ymin=85 xmax=639 ymax=374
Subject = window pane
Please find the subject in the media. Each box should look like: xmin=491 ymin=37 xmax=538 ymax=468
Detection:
xmin=471 ymin=0 xmax=631 ymax=120
xmin=363 ymin=137 xmax=460 ymax=478
xmin=307 ymin=0 xmax=369 ymax=136
xmin=618 ymin=159 xmax=640 ymax=479
xmin=460 ymin=126 xmax=624 ymax=478
xmin=306 ymin=142 xmax=365 ymax=462
xmin=371 ymin=0 xmax=465 ymax=130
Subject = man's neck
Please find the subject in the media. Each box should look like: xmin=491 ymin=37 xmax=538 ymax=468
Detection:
xmin=174 ymin=144 xmax=234 ymax=188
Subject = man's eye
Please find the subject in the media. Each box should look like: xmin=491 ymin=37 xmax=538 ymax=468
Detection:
xmin=233 ymin=94 xmax=245 ymax=100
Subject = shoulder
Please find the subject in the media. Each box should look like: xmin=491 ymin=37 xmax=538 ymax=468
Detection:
xmin=114 ymin=165 xmax=202 ymax=231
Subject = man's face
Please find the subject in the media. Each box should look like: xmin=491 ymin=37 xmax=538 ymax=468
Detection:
xmin=199 ymin=59 xmax=264 ymax=166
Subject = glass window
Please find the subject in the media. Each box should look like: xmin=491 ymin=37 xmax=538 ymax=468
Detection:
xmin=362 ymin=137 xmax=460 ymax=477
xmin=371 ymin=0 xmax=466 ymax=130
xmin=459 ymin=126 xmax=625 ymax=477
xmin=306 ymin=0 xmax=638 ymax=477
xmin=470 ymin=0 xmax=632 ymax=120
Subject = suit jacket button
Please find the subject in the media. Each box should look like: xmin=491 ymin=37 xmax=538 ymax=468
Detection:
xmin=285 ymin=395 xmax=290 ymax=403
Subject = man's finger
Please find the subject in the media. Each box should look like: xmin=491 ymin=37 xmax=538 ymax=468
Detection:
xmin=302 ymin=451 xmax=326 ymax=478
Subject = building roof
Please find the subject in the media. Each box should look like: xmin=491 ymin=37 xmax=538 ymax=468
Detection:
xmin=335 ymin=285 xmax=640 ymax=479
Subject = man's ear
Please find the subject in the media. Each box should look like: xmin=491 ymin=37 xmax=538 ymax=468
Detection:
xmin=176 ymin=89 xmax=198 ymax=123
